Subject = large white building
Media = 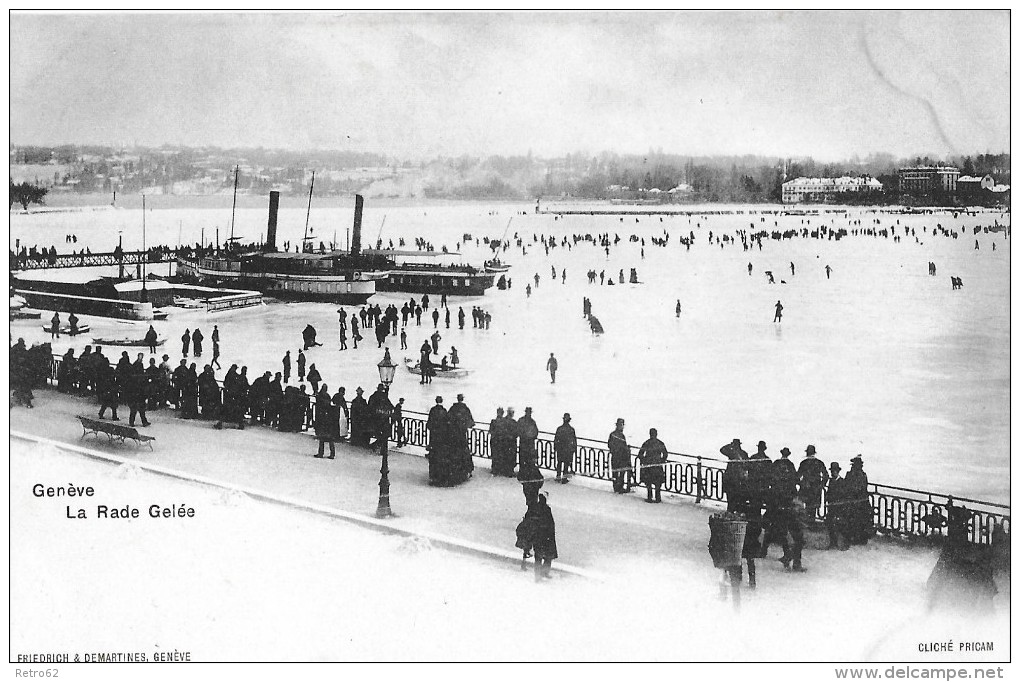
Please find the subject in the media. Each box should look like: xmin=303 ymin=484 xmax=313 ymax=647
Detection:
xmin=782 ymin=176 xmax=883 ymax=203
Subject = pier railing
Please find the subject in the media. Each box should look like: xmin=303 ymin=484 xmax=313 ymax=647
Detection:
xmin=11 ymin=249 xmax=177 ymax=271
xmin=43 ymin=356 xmax=1010 ymax=546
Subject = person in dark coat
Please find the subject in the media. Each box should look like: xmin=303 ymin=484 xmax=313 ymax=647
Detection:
xmin=297 ymin=350 xmax=307 ymax=383
xmin=198 ymin=365 xmax=221 ymax=419
xmin=504 ymin=407 xmax=520 ymax=477
xmin=57 ymin=349 xmax=76 ymax=393
xmin=125 ymin=357 xmax=150 ymax=427
xmin=306 ymin=364 xmax=322 ymax=394
xmin=637 ymin=428 xmax=667 ymax=502
xmin=96 ymin=362 xmax=120 ymax=420
xmin=171 ymin=359 xmax=188 ymax=408
xmin=762 ymin=447 xmax=798 ymax=558
xmin=797 ymin=444 xmax=829 ymax=519
xmin=489 ymin=407 xmax=511 ymax=476
xmin=282 ymin=351 xmax=291 ymax=383
xmin=192 ymin=328 xmax=205 ymax=357
xmin=553 ymin=413 xmax=576 ymax=483
xmin=517 ymin=407 xmax=539 ymax=469
xmin=843 ymin=455 xmax=873 ymax=545
xmin=349 ymin=387 xmax=369 ymax=447
xmin=144 ymin=325 xmax=158 ymax=354
xmin=530 ymin=493 xmax=558 ymax=581
xmin=181 ymin=328 xmax=191 ymax=357
xmin=181 ymin=364 xmax=200 ymax=419
xmin=314 ymin=385 xmax=339 ymax=458
xmin=267 ymin=373 xmax=283 ymax=426
xmin=517 ymin=455 xmax=544 ymax=508
xmin=447 ymin=393 xmax=475 ymax=478
xmin=720 ymin=438 xmax=748 ymax=511
xmin=824 ymin=462 xmax=847 ymax=550
xmin=302 ymin=324 xmax=322 ymax=350
xmin=608 ymin=418 xmax=633 ymax=493
xmin=426 ymin=397 xmax=464 ymax=486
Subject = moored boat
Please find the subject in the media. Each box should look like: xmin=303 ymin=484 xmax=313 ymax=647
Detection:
xmin=404 ymin=357 xmax=470 ymax=379
xmin=91 ymin=335 xmax=164 ymax=347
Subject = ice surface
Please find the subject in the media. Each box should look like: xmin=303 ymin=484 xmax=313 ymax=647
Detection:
xmin=9 ymin=202 xmax=1011 ymax=502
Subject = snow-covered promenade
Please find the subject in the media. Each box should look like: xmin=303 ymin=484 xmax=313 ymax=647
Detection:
xmin=9 ymin=388 xmax=1010 ymax=662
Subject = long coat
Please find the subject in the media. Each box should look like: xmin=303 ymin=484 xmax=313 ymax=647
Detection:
xmin=798 ymin=456 xmax=829 ymax=509
xmin=553 ymin=423 xmax=577 ymax=464
xmin=637 ymin=437 xmax=667 ymax=486
xmin=531 ymin=501 xmax=558 ymax=561
xmin=608 ymin=429 xmax=631 ymax=473
xmin=517 ymin=415 xmax=539 ymax=462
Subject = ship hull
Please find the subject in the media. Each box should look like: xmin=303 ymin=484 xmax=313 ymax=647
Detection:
xmin=176 ymin=257 xmax=378 ymax=305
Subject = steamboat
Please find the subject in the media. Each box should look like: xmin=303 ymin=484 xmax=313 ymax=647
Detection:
xmin=176 ymin=192 xmax=493 ymax=302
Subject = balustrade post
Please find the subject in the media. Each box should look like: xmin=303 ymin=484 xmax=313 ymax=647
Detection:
xmin=695 ymin=456 xmax=703 ymax=504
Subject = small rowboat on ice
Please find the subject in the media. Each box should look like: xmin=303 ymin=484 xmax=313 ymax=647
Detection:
xmin=404 ymin=357 xmax=470 ymax=379
xmin=91 ymin=336 xmax=165 ymax=347
xmin=41 ymin=324 xmax=91 ymax=335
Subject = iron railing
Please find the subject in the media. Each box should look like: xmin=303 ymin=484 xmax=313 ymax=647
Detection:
xmin=42 ymin=355 xmax=1010 ymax=545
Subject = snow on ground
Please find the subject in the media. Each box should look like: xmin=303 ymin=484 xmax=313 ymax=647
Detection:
xmin=9 ymin=432 xmax=1009 ymax=664
xmin=9 ymin=203 xmax=1011 ymax=502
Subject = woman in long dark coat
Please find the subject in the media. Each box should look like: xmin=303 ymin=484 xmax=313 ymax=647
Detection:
xmin=843 ymin=456 xmax=873 ymax=545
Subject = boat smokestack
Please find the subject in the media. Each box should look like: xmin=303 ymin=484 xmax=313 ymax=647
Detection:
xmin=266 ymin=191 xmax=280 ymax=252
xmin=351 ymin=194 xmax=364 ymax=257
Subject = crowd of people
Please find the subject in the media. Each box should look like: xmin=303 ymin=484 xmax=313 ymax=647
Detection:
xmin=718 ymin=438 xmax=874 ymax=589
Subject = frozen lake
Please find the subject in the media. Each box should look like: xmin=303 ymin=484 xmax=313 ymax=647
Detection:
xmin=10 ymin=200 xmax=1011 ymax=503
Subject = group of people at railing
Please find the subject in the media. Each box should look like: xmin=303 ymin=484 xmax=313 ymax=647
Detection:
xmin=718 ymin=438 xmax=875 ymax=583
xmin=12 ymin=338 xmax=1010 ymax=563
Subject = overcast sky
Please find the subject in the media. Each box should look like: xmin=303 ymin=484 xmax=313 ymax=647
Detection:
xmin=9 ymin=11 xmax=1010 ymax=160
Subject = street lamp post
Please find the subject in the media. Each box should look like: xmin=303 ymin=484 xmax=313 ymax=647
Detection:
xmin=376 ymin=349 xmax=397 ymax=518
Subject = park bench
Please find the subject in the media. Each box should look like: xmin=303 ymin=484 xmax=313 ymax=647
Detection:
xmin=77 ymin=415 xmax=155 ymax=450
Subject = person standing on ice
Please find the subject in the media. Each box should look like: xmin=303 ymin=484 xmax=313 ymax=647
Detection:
xmin=458 ymin=307 xmax=466 ymax=329
xmin=297 ymin=350 xmax=307 ymax=383
xmin=825 ymin=264 xmax=832 ymax=279
xmin=675 ymin=300 xmax=681 ymax=318
xmin=747 ymin=262 xmax=753 ymax=276
xmin=773 ymin=300 xmax=784 ymax=323
xmin=546 ymin=352 xmax=558 ymax=384
xmin=181 ymin=328 xmax=191 ymax=357
xmin=432 ymin=308 xmax=440 ymax=328
xmin=526 ymin=284 xmax=532 ymax=298
xmin=790 ymin=261 xmax=795 ymax=276
xmin=192 ymin=327 xmax=204 ymax=357
xmin=608 ymin=418 xmax=633 ymax=493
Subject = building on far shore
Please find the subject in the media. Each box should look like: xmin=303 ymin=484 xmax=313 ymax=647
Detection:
xmin=957 ymin=174 xmax=1010 ymax=205
xmin=898 ymin=166 xmax=960 ymax=197
xmin=781 ymin=176 xmax=882 ymax=203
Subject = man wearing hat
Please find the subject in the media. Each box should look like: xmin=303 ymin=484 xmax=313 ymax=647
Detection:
xmin=517 ymin=407 xmax=539 ymax=468
xmin=798 ymin=445 xmax=829 ymax=520
xmin=447 ymin=393 xmax=476 ymax=478
xmin=824 ymin=462 xmax=847 ymax=550
xmin=720 ymin=438 xmax=748 ymax=511
xmin=762 ymin=447 xmax=798 ymax=560
xmin=553 ymin=413 xmax=576 ymax=483
xmin=608 ymin=419 xmax=633 ymax=493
